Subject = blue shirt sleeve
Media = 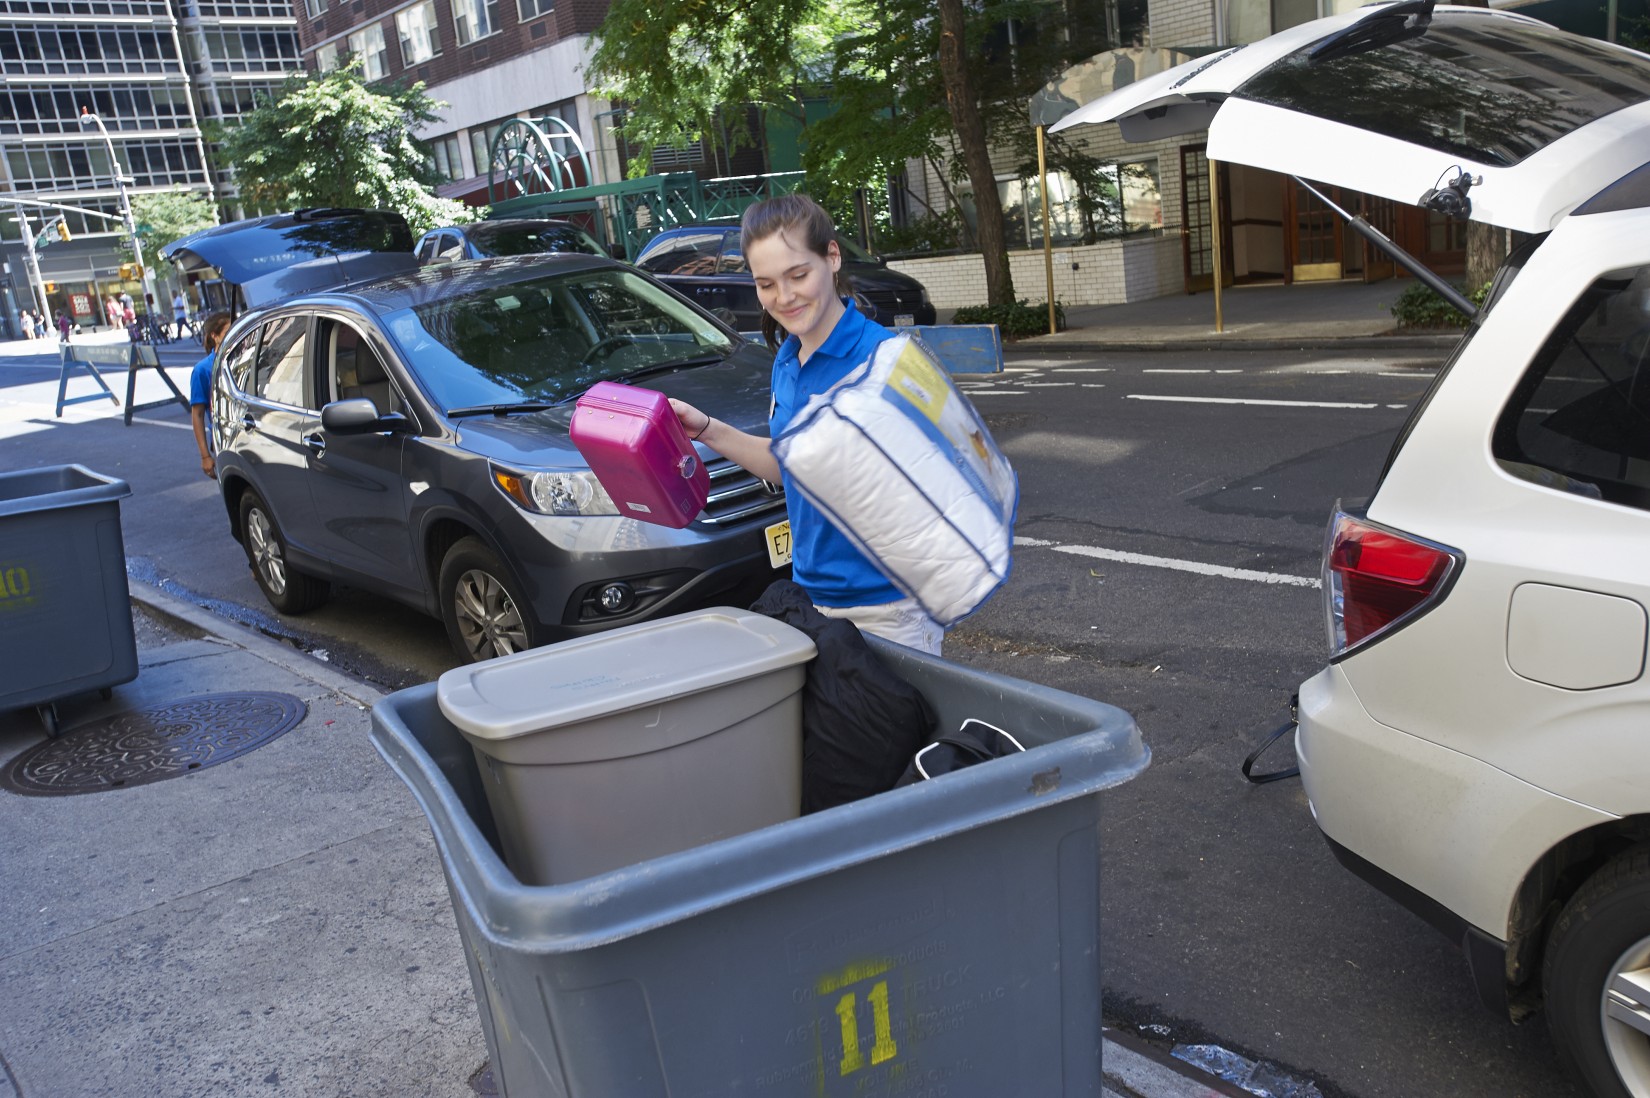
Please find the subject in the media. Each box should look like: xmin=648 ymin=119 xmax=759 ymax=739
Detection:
xmin=190 ymin=352 xmax=215 ymax=407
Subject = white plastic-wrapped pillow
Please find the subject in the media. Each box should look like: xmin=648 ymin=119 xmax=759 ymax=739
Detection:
xmin=774 ymin=334 xmax=1018 ymax=626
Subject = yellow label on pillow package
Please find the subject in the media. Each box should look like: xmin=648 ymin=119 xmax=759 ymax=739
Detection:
xmin=885 ymin=343 xmax=949 ymax=426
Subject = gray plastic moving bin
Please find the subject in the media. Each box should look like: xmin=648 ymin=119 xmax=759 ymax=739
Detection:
xmin=0 ymin=465 xmax=137 ymax=736
xmin=371 ymin=626 xmax=1149 ymax=1098
xmin=437 ymin=608 xmax=816 ymax=886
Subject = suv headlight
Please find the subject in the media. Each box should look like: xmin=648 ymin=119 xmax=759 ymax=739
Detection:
xmin=491 ymin=463 xmax=619 ymax=517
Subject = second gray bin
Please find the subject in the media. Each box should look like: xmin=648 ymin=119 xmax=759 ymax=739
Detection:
xmin=0 ymin=464 xmax=137 ymax=735
xmin=436 ymin=607 xmax=816 ymax=885
xmin=373 ymin=628 xmax=1150 ymax=1098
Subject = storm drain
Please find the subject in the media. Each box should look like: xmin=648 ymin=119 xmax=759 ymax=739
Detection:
xmin=1 ymin=692 xmax=307 ymax=797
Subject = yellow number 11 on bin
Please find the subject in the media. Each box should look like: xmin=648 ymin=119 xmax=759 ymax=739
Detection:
xmin=833 ymin=980 xmax=897 ymax=1076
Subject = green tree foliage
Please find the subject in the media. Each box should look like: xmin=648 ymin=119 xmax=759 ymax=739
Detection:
xmin=591 ymin=0 xmax=1119 ymax=305
xmin=131 ymin=189 xmax=219 ymax=257
xmin=217 ymin=59 xmax=476 ymax=236
xmin=806 ymin=0 xmax=1118 ymax=295
xmin=588 ymin=0 xmax=857 ymax=173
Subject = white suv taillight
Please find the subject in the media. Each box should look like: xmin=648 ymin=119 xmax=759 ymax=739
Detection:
xmin=1324 ymin=509 xmax=1462 ymax=660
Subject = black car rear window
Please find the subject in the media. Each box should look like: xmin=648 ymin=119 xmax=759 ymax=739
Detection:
xmin=636 ymin=230 xmax=724 ymax=275
xmin=1235 ymin=18 xmax=1650 ymax=167
xmin=469 ymin=223 xmax=604 ymax=257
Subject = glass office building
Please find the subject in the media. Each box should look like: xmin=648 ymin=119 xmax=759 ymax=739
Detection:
xmin=0 ymin=0 xmax=299 ymax=332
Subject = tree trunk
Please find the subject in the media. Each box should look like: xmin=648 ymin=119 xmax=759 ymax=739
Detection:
xmin=937 ymin=0 xmax=1015 ymax=306
xmin=1465 ymin=223 xmax=1505 ymax=293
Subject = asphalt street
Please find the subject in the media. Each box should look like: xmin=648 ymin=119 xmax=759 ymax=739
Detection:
xmin=0 ymin=337 xmax=1582 ymax=1098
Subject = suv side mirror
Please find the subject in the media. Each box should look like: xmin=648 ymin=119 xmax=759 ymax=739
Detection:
xmin=322 ymin=398 xmax=408 ymax=434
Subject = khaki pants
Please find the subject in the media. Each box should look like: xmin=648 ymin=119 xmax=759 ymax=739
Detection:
xmin=814 ymin=597 xmax=943 ymax=655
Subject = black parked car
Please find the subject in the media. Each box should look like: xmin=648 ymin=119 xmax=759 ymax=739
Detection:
xmin=162 ymin=209 xmax=789 ymax=663
xmin=634 ymin=225 xmax=936 ymax=332
xmin=415 ymin=218 xmax=608 ymax=264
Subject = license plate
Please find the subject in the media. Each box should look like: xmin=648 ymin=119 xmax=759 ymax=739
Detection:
xmin=764 ymin=520 xmax=792 ymax=569
xmin=895 ymin=313 xmax=916 ymax=327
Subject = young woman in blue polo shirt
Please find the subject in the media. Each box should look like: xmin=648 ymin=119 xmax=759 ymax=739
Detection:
xmin=669 ymin=194 xmax=944 ymax=654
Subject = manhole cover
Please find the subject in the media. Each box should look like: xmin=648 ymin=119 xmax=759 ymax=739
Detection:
xmin=1 ymin=692 xmax=307 ymax=797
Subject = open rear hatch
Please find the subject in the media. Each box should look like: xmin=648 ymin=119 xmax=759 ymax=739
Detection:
xmin=1052 ymin=2 xmax=1650 ymax=234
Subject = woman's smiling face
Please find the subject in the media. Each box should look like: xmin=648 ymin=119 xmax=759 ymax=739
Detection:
xmin=747 ymin=229 xmax=842 ymax=348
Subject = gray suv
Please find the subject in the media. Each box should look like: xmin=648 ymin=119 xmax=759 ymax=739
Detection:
xmin=171 ymin=213 xmax=788 ymax=662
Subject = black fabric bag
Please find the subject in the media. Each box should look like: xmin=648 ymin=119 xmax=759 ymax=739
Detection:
xmin=750 ymin=580 xmax=937 ymax=813
xmin=895 ymin=719 xmax=1026 ymax=786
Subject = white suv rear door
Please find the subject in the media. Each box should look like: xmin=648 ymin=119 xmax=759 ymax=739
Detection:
xmin=1051 ymin=3 xmax=1650 ymax=233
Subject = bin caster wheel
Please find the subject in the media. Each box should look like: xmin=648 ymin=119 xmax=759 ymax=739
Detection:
xmin=37 ymin=703 xmax=60 ymax=738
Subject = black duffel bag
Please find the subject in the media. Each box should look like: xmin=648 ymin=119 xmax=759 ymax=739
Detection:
xmin=896 ymin=719 xmax=1026 ymax=786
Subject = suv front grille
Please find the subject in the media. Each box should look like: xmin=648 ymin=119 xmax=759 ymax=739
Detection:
xmin=700 ymin=456 xmax=786 ymax=526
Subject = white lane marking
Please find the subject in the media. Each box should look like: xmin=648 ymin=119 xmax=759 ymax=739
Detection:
xmin=1050 ymin=367 xmax=1111 ymax=373
xmin=130 ymin=416 xmax=192 ymax=431
xmin=965 ymin=390 xmax=1028 ymax=396
xmin=1004 ymin=358 xmax=1072 ymax=367
xmin=1081 ymin=383 xmax=1106 ymax=388
xmin=1022 ymin=382 xmax=1077 ymax=387
xmin=1003 ymin=368 xmax=1046 ymax=374
xmin=1377 ymin=371 xmax=1436 ymax=378
xmin=1386 ymin=403 xmax=1409 ymax=409
xmin=1023 ymin=540 xmax=1319 ymax=587
xmin=1215 ymin=369 xmax=1243 ymax=374
xmin=1143 ymin=368 xmax=1210 ymax=374
xmin=1126 ymin=394 xmax=1379 ymax=409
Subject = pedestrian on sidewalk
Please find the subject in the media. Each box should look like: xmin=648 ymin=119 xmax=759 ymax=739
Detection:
xmin=666 ymin=193 xmax=945 ymax=655
xmin=122 ymin=298 xmax=137 ymax=342
xmin=172 ymin=290 xmax=195 ymax=341
xmin=20 ymin=310 xmax=36 ymax=340
xmin=56 ymin=309 xmax=72 ymax=342
xmin=190 ymin=312 xmax=234 ymax=479
xmin=105 ymin=295 xmax=122 ymax=332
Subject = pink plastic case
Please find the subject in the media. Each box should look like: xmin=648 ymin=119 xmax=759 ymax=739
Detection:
xmin=570 ymin=381 xmax=710 ymax=528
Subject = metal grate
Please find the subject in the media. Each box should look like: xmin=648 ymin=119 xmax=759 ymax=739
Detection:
xmin=1 ymin=693 xmax=307 ymax=797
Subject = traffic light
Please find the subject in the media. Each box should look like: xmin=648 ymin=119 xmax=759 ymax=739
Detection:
xmin=55 ymin=220 xmax=71 ymax=242
xmin=119 ymin=263 xmax=141 ymax=280
xmin=43 ymin=281 xmax=56 ymax=293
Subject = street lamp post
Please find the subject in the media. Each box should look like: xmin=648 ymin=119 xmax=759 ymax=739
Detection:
xmin=79 ymin=106 xmax=158 ymax=340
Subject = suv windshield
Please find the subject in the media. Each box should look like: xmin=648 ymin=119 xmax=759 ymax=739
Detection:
xmin=1237 ymin=19 xmax=1650 ymax=167
xmin=389 ymin=267 xmax=735 ymax=411
xmin=469 ymin=222 xmax=606 ymax=257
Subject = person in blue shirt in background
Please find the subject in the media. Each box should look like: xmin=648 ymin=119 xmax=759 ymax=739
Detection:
xmin=190 ymin=313 xmax=233 ymax=479
xmin=669 ymin=194 xmax=944 ymax=654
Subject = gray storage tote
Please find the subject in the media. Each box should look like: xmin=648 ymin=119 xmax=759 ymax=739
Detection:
xmin=437 ymin=607 xmax=816 ymax=885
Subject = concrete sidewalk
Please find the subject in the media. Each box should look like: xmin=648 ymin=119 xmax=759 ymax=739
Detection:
xmin=978 ymin=278 xmax=1463 ymax=354
xmin=0 ymin=583 xmax=1253 ymax=1098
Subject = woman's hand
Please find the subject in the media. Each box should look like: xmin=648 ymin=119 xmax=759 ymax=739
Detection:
xmin=665 ymin=397 xmax=782 ymax=483
xmin=668 ymin=398 xmax=712 ymax=443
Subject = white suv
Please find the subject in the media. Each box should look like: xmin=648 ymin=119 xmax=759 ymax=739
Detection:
xmin=1054 ymin=7 xmax=1650 ymax=1096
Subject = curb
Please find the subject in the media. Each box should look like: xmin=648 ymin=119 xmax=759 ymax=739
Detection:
xmin=1103 ymin=1031 xmax=1250 ymax=1098
xmin=128 ymin=578 xmax=386 ymax=706
xmin=1010 ymin=334 xmax=1461 ymax=354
